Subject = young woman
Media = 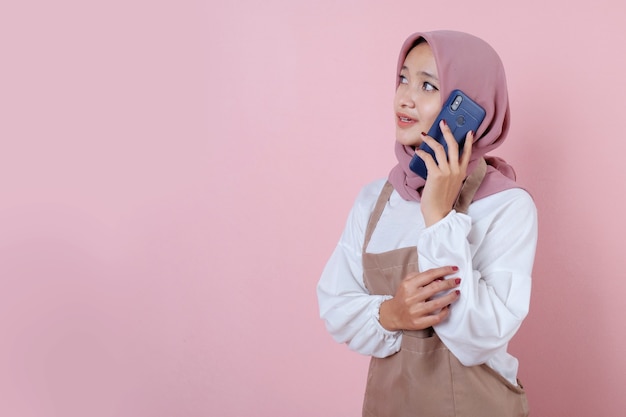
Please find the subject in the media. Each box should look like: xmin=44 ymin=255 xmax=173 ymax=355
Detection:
xmin=317 ymin=31 xmax=537 ymax=417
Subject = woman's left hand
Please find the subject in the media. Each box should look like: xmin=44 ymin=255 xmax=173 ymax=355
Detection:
xmin=416 ymin=119 xmax=474 ymax=227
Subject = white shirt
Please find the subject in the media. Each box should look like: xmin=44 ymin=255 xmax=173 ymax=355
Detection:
xmin=317 ymin=178 xmax=538 ymax=385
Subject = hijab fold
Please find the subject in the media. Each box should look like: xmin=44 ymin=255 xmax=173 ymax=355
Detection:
xmin=388 ymin=31 xmax=518 ymax=202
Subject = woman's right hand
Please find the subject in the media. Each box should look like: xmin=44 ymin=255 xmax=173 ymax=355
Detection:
xmin=378 ymin=266 xmax=461 ymax=331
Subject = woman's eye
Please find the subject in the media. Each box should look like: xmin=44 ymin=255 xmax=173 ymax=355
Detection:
xmin=398 ymin=75 xmax=408 ymax=84
xmin=423 ymin=82 xmax=438 ymax=91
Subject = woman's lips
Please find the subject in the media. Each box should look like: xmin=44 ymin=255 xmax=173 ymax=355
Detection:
xmin=396 ymin=113 xmax=417 ymax=128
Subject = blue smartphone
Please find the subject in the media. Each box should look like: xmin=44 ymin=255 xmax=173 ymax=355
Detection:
xmin=409 ymin=89 xmax=486 ymax=179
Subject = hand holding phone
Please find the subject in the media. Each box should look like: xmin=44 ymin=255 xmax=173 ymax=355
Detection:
xmin=409 ymin=90 xmax=485 ymax=179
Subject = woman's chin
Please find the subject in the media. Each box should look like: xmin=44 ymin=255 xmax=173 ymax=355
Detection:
xmin=395 ymin=137 xmax=423 ymax=148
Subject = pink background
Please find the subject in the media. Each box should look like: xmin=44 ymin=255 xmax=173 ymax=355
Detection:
xmin=1 ymin=0 xmax=625 ymax=416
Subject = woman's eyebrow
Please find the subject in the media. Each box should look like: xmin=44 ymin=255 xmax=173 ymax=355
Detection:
xmin=418 ymin=70 xmax=439 ymax=81
xmin=400 ymin=66 xmax=439 ymax=81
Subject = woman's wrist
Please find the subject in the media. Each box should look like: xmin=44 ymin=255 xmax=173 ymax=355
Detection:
xmin=423 ymin=209 xmax=450 ymax=227
xmin=378 ymin=298 xmax=399 ymax=331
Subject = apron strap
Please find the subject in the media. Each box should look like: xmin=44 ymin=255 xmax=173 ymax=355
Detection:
xmin=363 ymin=181 xmax=395 ymax=254
xmin=454 ymin=157 xmax=487 ymax=214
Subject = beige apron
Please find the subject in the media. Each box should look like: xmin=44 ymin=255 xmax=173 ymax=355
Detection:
xmin=361 ymin=159 xmax=529 ymax=417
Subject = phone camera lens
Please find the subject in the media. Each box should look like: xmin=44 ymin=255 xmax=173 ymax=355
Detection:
xmin=451 ymin=95 xmax=463 ymax=111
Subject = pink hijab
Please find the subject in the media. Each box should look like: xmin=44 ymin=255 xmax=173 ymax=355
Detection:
xmin=388 ymin=31 xmax=518 ymax=201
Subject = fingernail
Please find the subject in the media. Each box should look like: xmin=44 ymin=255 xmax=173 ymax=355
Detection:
xmin=421 ymin=131 xmax=427 ymax=136
xmin=455 ymin=278 xmax=461 ymax=285
xmin=452 ymin=266 xmax=459 ymax=271
xmin=441 ymin=119 xmax=447 ymax=126
xmin=469 ymin=130 xmax=474 ymax=137
xmin=455 ymin=290 xmax=460 ymax=295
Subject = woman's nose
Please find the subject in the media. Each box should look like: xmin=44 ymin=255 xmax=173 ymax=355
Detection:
xmin=398 ymin=88 xmax=416 ymax=108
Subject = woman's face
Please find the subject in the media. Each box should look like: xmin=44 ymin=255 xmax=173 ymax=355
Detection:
xmin=394 ymin=42 xmax=441 ymax=147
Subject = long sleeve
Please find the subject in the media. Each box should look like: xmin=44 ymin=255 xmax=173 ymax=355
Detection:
xmin=317 ymin=181 xmax=537 ymax=384
xmin=418 ymin=190 xmax=537 ymax=371
xmin=317 ymin=180 xmax=402 ymax=357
